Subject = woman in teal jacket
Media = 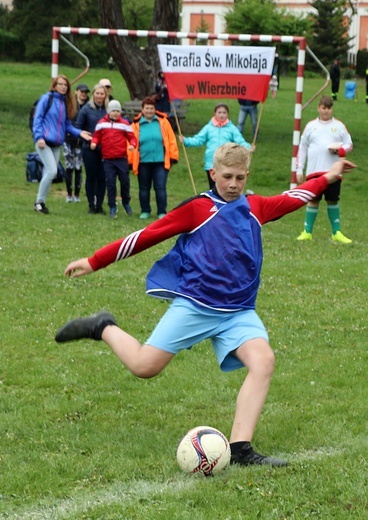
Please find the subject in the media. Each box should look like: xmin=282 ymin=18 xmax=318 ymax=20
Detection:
xmin=180 ymin=103 xmax=254 ymax=189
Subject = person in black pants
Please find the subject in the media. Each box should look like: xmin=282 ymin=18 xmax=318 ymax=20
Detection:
xmin=63 ymin=83 xmax=90 ymax=203
xmin=91 ymin=100 xmax=137 ymax=219
xmin=76 ymin=83 xmax=108 ymax=214
xmin=330 ymin=58 xmax=341 ymax=101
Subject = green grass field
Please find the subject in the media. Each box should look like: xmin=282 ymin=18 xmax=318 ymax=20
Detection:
xmin=1 ymin=62 xmax=368 ymax=519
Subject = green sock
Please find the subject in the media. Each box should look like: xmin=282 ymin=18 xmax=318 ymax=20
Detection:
xmin=327 ymin=204 xmax=340 ymax=234
xmin=304 ymin=206 xmax=318 ymax=233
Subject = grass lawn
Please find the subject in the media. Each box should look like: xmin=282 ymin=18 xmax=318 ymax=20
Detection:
xmin=0 ymin=62 xmax=368 ymax=519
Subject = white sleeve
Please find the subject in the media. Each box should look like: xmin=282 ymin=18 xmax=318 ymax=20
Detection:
xmin=341 ymin=126 xmax=353 ymax=153
xmin=296 ymin=126 xmax=309 ymax=175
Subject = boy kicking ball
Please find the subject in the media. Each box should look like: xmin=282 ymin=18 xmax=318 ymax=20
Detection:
xmin=56 ymin=143 xmax=355 ymax=467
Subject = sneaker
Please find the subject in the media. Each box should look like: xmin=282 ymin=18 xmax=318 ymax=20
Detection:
xmin=140 ymin=212 xmax=151 ymax=219
xmin=331 ymin=231 xmax=352 ymax=244
xmin=95 ymin=207 xmax=106 ymax=215
xmin=88 ymin=207 xmax=95 ymax=214
xmin=230 ymin=442 xmax=287 ymax=467
xmin=55 ymin=311 xmax=117 ymax=343
xmin=73 ymin=196 xmax=81 ymax=203
xmin=158 ymin=213 xmax=166 ymax=219
xmin=34 ymin=202 xmax=49 ymax=214
xmin=110 ymin=206 xmax=118 ymax=219
xmin=297 ymin=230 xmax=312 ymax=241
xmin=66 ymin=195 xmax=73 ymax=203
xmin=123 ymin=203 xmax=133 ymax=216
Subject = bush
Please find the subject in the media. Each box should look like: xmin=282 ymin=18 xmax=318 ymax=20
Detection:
xmin=343 ymin=67 xmax=356 ymax=80
xmin=356 ymin=49 xmax=368 ymax=77
xmin=0 ymin=29 xmax=24 ymax=61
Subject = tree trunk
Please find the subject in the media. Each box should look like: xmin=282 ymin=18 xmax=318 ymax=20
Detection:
xmin=99 ymin=0 xmax=180 ymax=100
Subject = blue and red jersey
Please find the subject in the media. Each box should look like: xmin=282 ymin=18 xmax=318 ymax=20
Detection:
xmin=88 ymin=175 xmax=329 ymax=311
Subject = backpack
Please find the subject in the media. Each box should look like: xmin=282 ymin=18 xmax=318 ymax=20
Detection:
xmin=29 ymin=93 xmax=53 ymax=134
xmin=25 ymin=152 xmax=65 ymax=184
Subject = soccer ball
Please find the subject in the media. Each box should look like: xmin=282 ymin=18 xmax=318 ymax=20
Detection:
xmin=176 ymin=426 xmax=231 ymax=477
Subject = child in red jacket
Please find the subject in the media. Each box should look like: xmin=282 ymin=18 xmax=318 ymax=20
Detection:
xmin=91 ymin=100 xmax=137 ymax=218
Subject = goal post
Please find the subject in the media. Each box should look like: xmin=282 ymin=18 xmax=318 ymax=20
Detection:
xmin=52 ymin=27 xmax=309 ymax=187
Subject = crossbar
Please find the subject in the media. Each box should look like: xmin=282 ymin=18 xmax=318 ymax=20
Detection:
xmin=52 ymin=27 xmax=308 ymax=187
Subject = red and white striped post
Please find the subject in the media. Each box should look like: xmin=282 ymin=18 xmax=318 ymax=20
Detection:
xmin=52 ymin=27 xmax=306 ymax=187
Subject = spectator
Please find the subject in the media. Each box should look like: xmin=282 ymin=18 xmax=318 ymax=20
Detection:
xmin=269 ymin=75 xmax=278 ymax=99
xmin=76 ymin=83 xmax=108 ymax=215
xmin=127 ymin=96 xmax=179 ymax=220
xmin=296 ymin=95 xmax=353 ymax=243
xmin=154 ymin=71 xmax=171 ymax=115
xmin=63 ymin=83 xmax=90 ymax=203
xmin=330 ymin=58 xmax=341 ymax=101
xmin=237 ymin=99 xmax=259 ymax=141
xmin=91 ymin=100 xmax=137 ymax=218
xmin=99 ymin=78 xmax=114 ymax=101
xmin=179 ymin=103 xmax=253 ymax=189
xmin=32 ymin=74 xmax=92 ymax=214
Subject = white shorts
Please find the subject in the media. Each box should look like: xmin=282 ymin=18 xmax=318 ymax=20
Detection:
xmin=146 ymin=297 xmax=269 ymax=372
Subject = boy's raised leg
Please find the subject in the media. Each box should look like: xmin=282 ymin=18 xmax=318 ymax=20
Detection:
xmin=55 ymin=311 xmax=174 ymax=379
xmin=102 ymin=326 xmax=174 ymax=378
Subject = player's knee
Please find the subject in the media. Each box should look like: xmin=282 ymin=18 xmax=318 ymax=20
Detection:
xmin=259 ymin=349 xmax=275 ymax=377
xmin=265 ymin=349 xmax=275 ymax=374
xmin=132 ymin=365 xmax=161 ymax=379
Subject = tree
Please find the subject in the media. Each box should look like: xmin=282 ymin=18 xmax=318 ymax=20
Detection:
xmin=226 ymin=0 xmax=311 ymax=57
xmin=0 ymin=5 xmax=24 ymax=60
xmin=123 ymin=0 xmax=154 ymax=30
xmin=308 ymin=0 xmax=352 ymax=67
xmin=226 ymin=0 xmax=280 ymax=36
xmin=99 ymin=0 xmax=180 ymax=100
xmin=7 ymin=0 xmax=109 ymax=65
xmin=195 ymin=15 xmax=211 ymax=46
xmin=4 ymin=0 xmax=179 ymax=97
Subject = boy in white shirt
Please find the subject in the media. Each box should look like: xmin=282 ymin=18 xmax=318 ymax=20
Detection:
xmin=296 ymin=95 xmax=353 ymax=243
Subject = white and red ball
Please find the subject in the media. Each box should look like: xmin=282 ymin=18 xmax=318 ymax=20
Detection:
xmin=176 ymin=426 xmax=231 ymax=477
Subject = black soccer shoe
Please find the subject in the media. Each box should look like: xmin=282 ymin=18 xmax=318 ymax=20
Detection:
xmin=34 ymin=202 xmax=49 ymax=214
xmin=230 ymin=442 xmax=287 ymax=467
xmin=55 ymin=311 xmax=117 ymax=342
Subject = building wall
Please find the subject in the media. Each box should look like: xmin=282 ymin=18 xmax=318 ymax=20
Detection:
xmin=181 ymin=0 xmax=234 ymax=46
xmin=180 ymin=0 xmax=368 ymax=55
xmin=275 ymin=0 xmax=368 ymax=55
xmin=359 ymin=16 xmax=368 ymax=49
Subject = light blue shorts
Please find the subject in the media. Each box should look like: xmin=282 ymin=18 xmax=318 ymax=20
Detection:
xmin=146 ymin=297 xmax=269 ymax=372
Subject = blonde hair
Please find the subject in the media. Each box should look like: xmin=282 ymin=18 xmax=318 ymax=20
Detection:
xmin=213 ymin=143 xmax=250 ymax=171
xmin=50 ymin=74 xmax=76 ymax=119
xmin=89 ymin=84 xmax=109 ymax=109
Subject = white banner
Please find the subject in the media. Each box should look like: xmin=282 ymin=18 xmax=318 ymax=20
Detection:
xmin=158 ymin=45 xmax=276 ymax=101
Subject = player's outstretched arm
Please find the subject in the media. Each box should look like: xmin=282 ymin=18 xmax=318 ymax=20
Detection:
xmin=64 ymin=258 xmax=94 ymax=278
xmin=324 ymin=159 xmax=357 ymax=184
